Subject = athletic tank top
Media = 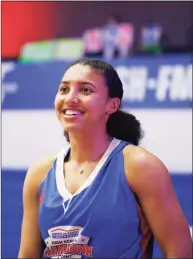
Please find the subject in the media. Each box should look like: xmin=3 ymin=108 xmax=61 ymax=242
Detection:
xmin=38 ymin=138 xmax=154 ymax=258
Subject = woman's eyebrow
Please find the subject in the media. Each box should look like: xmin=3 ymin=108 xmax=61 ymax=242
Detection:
xmin=61 ymin=80 xmax=96 ymax=88
xmin=79 ymin=81 xmax=96 ymax=88
xmin=60 ymin=80 xmax=70 ymax=85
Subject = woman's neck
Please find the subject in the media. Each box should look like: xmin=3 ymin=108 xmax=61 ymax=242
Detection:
xmin=67 ymin=131 xmax=113 ymax=164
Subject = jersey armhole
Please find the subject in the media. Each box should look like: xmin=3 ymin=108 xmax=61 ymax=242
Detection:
xmin=133 ymin=192 xmax=142 ymax=208
xmin=37 ymin=159 xmax=57 ymax=202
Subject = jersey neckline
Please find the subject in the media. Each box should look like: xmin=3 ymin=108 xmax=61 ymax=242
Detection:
xmin=55 ymin=138 xmax=121 ymax=205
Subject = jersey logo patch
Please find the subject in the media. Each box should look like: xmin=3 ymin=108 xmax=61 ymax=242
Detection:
xmin=44 ymin=226 xmax=93 ymax=258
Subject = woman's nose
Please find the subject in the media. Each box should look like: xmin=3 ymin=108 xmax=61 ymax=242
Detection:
xmin=65 ymin=91 xmax=79 ymax=105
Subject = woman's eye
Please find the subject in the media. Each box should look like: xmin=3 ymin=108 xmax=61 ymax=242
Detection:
xmin=59 ymin=87 xmax=68 ymax=93
xmin=81 ymin=88 xmax=93 ymax=94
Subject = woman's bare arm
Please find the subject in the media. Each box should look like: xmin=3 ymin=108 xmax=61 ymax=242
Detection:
xmin=18 ymin=156 xmax=55 ymax=258
xmin=124 ymin=145 xmax=192 ymax=258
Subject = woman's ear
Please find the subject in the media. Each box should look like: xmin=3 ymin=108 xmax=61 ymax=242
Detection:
xmin=108 ymin=97 xmax=121 ymax=114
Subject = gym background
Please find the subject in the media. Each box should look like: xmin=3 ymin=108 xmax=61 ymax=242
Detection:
xmin=2 ymin=1 xmax=192 ymax=258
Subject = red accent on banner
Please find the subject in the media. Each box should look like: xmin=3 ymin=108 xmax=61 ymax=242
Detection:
xmin=2 ymin=2 xmax=60 ymax=58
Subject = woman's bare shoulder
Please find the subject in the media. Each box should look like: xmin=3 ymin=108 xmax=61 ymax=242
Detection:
xmin=123 ymin=144 xmax=169 ymax=190
xmin=123 ymin=144 xmax=164 ymax=169
xmin=24 ymin=154 xmax=58 ymax=191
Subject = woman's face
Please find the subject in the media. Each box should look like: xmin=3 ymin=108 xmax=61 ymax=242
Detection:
xmin=54 ymin=64 xmax=119 ymax=133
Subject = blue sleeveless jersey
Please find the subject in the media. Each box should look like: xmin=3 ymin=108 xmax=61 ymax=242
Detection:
xmin=38 ymin=138 xmax=154 ymax=258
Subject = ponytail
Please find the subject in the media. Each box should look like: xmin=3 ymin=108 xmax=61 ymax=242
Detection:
xmin=107 ymin=110 xmax=144 ymax=145
xmin=64 ymin=110 xmax=143 ymax=145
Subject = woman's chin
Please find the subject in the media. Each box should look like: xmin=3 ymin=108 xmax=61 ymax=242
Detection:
xmin=63 ymin=124 xmax=82 ymax=133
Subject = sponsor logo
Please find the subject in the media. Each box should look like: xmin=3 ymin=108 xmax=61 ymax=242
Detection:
xmin=44 ymin=226 xmax=93 ymax=258
xmin=2 ymin=62 xmax=18 ymax=104
xmin=116 ymin=64 xmax=192 ymax=102
xmin=2 ymin=60 xmax=192 ymax=109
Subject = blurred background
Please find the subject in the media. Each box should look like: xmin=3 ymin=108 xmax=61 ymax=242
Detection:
xmin=1 ymin=1 xmax=192 ymax=258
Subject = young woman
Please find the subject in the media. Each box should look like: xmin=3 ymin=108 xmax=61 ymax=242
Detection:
xmin=18 ymin=59 xmax=192 ymax=258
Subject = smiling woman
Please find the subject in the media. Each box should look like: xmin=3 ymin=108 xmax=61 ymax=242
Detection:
xmin=55 ymin=63 xmax=119 ymax=137
xmin=56 ymin=59 xmax=143 ymax=145
xmin=18 ymin=59 xmax=192 ymax=259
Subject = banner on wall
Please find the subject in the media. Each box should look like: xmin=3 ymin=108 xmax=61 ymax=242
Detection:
xmin=19 ymin=38 xmax=84 ymax=63
xmin=2 ymin=54 xmax=192 ymax=109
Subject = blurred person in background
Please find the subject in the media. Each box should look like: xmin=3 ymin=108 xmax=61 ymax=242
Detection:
xmin=140 ymin=20 xmax=162 ymax=54
xmin=103 ymin=13 xmax=121 ymax=59
xmin=18 ymin=59 xmax=192 ymax=258
xmin=103 ymin=13 xmax=134 ymax=59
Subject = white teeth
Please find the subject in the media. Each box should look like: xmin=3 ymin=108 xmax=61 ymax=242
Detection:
xmin=65 ymin=110 xmax=82 ymax=115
